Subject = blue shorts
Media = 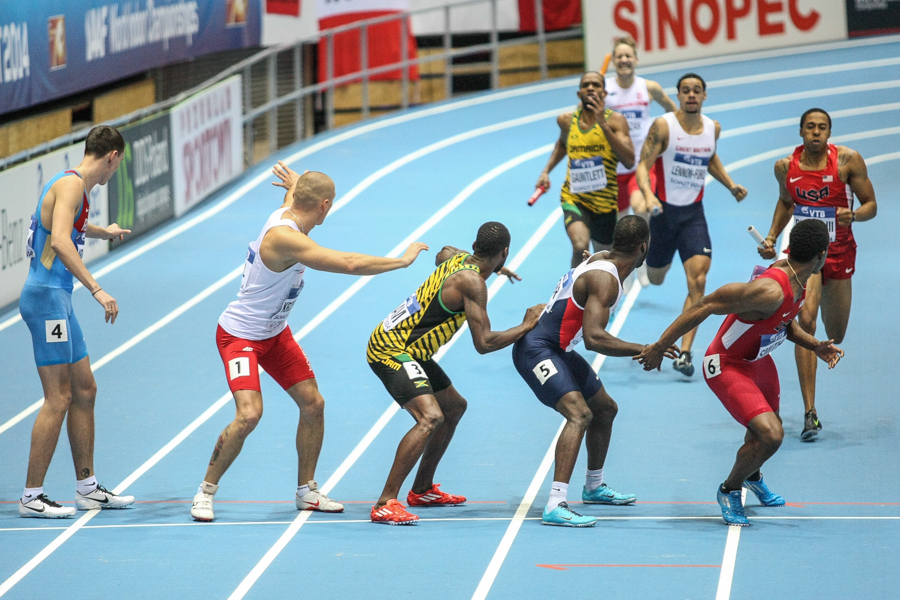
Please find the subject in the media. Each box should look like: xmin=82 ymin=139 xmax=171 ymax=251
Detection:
xmin=513 ymin=331 xmax=603 ymax=409
xmin=20 ymin=285 xmax=88 ymax=367
xmin=647 ymin=202 xmax=712 ymax=269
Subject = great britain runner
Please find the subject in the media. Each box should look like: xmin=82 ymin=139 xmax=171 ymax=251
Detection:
xmin=190 ymin=162 xmax=428 ymax=522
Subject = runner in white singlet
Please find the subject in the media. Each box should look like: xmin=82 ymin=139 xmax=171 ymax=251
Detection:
xmin=635 ymin=73 xmax=748 ymax=378
xmin=190 ymin=162 xmax=429 ymax=522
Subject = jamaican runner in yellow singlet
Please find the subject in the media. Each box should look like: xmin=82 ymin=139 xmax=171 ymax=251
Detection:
xmin=535 ymin=72 xmax=635 ymax=267
xmin=366 ymin=222 xmax=545 ymax=525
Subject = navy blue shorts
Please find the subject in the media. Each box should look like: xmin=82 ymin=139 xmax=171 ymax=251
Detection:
xmin=647 ymin=202 xmax=712 ymax=269
xmin=20 ymin=285 xmax=88 ymax=367
xmin=513 ymin=331 xmax=603 ymax=409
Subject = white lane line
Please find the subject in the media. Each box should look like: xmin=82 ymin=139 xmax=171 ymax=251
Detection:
xmin=4 ymin=513 xmax=897 ymax=533
xmin=0 ymin=266 xmax=243 ymax=437
xmin=705 ymin=80 xmax=900 ymax=114
xmin=715 ymin=489 xmax=748 ymax=600
xmin=720 ymin=102 xmax=900 ymax=139
xmin=472 ymin=281 xmax=643 ymax=600
xmin=0 ymin=148 xmax=553 ymax=598
xmin=227 ymin=204 xmax=564 ymax=600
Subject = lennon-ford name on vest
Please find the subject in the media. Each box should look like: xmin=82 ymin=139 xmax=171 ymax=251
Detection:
xmin=670 ymin=150 xmax=711 ymax=188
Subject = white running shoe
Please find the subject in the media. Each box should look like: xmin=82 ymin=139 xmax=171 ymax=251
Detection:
xmin=75 ymin=484 xmax=135 ymax=510
xmin=191 ymin=491 xmax=215 ymax=522
xmin=296 ymin=480 xmax=344 ymax=513
xmin=20 ymin=494 xmax=76 ymax=518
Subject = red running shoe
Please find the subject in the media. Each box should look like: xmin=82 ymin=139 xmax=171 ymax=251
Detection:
xmin=370 ymin=499 xmax=419 ymax=525
xmin=407 ymin=484 xmax=466 ymax=506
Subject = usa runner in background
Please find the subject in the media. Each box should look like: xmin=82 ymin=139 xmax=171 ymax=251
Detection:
xmin=190 ymin=162 xmax=428 ymax=522
xmin=757 ymin=108 xmax=877 ymax=441
xmin=635 ymin=73 xmax=748 ymax=378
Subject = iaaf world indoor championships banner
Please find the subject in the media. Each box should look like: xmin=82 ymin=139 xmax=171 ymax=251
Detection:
xmin=0 ymin=0 xmax=261 ymax=117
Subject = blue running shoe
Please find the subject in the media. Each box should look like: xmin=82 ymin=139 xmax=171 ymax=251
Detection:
xmin=582 ymin=483 xmax=636 ymax=505
xmin=744 ymin=475 xmax=785 ymax=507
xmin=717 ymin=487 xmax=750 ymax=527
xmin=542 ymin=502 xmax=596 ymax=527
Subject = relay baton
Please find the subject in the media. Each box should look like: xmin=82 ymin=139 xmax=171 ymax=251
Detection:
xmin=748 ymin=225 xmax=767 ymax=248
xmin=600 ymin=53 xmax=612 ymax=76
xmin=528 ymin=185 xmax=548 ymax=206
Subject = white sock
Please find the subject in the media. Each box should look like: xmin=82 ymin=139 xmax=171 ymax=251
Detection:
xmin=199 ymin=481 xmax=219 ymax=496
xmin=22 ymin=487 xmax=43 ymax=503
xmin=585 ymin=468 xmax=604 ymax=492
xmin=296 ymin=484 xmax=310 ymax=497
xmin=546 ymin=481 xmax=569 ymax=511
xmin=76 ymin=476 xmax=98 ymax=496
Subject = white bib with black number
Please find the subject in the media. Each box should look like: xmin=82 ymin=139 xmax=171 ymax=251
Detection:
xmin=703 ymin=354 xmax=721 ymax=379
xmin=568 ymin=157 xmax=608 ymax=194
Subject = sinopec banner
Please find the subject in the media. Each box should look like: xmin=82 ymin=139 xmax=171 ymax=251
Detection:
xmin=170 ymin=75 xmax=244 ymax=218
xmin=583 ymin=0 xmax=848 ymax=69
xmin=107 ymin=113 xmax=175 ymax=247
xmin=0 ymin=0 xmax=261 ymax=116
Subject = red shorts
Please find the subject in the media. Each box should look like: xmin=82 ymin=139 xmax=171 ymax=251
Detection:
xmin=216 ymin=324 xmax=315 ymax=394
xmin=702 ymin=353 xmax=780 ymax=428
xmin=822 ymin=244 xmax=856 ymax=282
xmin=616 ymin=170 xmax=656 ymax=213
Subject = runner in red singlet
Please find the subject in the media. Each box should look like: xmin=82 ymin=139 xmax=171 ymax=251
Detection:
xmin=636 ymin=219 xmax=843 ymax=526
xmin=758 ymin=108 xmax=877 ymax=441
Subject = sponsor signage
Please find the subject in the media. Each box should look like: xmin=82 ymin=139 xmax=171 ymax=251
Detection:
xmin=846 ymin=0 xmax=900 ymax=37
xmin=108 ymin=113 xmax=175 ymax=247
xmin=583 ymin=0 xmax=848 ymax=68
xmin=170 ymin=75 xmax=244 ymax=218
xmin=0 ymin=0 xmax=261 ymax=116
xmin=0 ymin=143 xmax=110 ymax=309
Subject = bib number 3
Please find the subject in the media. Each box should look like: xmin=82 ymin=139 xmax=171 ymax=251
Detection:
xmin=703 ymin=354 xmax=721 ymax=380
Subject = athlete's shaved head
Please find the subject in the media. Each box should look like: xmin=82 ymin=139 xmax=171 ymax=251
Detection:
xmin=612 ymin=215 xmax=650 ymax=254
xmin=788 ymin=219 xmax=829 ymax=263
xmin=473 ymin=221 xmax=510 ymax=258
xmin=580 ymin=71 xmax=604 ymax=87
xmin=800 ymin=107 xmax=831 ymax=130
xmin=292 ymin=171 xmax=336 ymax=209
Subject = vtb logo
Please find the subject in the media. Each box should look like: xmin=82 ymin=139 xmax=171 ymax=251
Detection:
xmin=795 ymin=186 xmax=830 ymax=202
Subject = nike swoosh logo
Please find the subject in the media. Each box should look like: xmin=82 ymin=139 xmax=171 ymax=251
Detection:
xmin=789 ymin=177 xmax=803 ymax=182
xmin=783 ymin=312 xmax=791 ymax=317
xmin=306 ymin=500 xmax=320 ymax=507
xmin=703 ymin=247 xmax=711 ymax=253
xmin=24 ymin=504 xmax=45 ymax=513
xmin=93 ymin=496 xmax=109 ymax=504
xmin=845 ymin=268 xmax=853 ymax=273
xmin=560 ymin=515 xmax=572 ymax=521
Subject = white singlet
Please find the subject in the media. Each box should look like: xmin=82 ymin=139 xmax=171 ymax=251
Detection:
xmin=605 ymin=76 xmax=652 ymax=175
xmin=653 ymin=112 xmax=716 ymax=207
xmin=218 ymin=207 xmax=307 ymax=340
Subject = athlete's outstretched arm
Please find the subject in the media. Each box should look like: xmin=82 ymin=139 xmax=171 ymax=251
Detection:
xmin=646 ymin=79 xmax=677 ymax=113
xmin=536 ymin=113 xmax=573 ymax=191
xmin=635 ymin=279 xmax=784 ymax=370
xmin=461 ymin=272 xmax=544 ymax=354
xmin=600 ymin=111 xmax=635 ymax=169
xmin=580 ymin=271 xmax=646 ymax=357
xmin=636 ymin=117 xmax=667 ymax=213
xmin=86 ymin=222 xmax=130 ymax=241
xmin=48 ymin=177 xmax=119 ymax=322
xmin=269 ymin=229 xmax=428 ymax=275
xmin=271 ymin=161 xmax=309 ymax=207
xmin=786 ymin=320 xmax=844 ymax=368
xmin=838 ymin=147 xmax=877 ymax=226
xmin=707 ymin=122 xmax=748 ymax=202
xmin=759 ymin=158 xmax=795 ymax=260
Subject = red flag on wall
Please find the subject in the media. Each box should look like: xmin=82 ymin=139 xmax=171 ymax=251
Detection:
xmin=517 ymin=0 xmax=581 ymax=32
xmin=317 ymin=0 xmax=419 ymax=83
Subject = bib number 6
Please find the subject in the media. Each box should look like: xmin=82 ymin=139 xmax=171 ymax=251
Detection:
xmin=703 ymin=354 xmax=721 ymax=380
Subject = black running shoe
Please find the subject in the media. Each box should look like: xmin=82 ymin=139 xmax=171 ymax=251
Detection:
xmin=801 ymin=409 xmax=820 ymax=442
xmin=673 ymin=351 xmax=694 ymax=377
